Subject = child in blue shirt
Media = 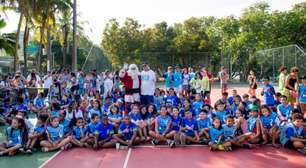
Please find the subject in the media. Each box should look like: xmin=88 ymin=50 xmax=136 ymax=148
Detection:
xmin=113 ymin=115 xmax=140 ymax=148
xmin=280 ymin=113 xmax=306 ymax=154
xmin=0 ymin=117 xmax=25 ymax=156
xmin=31 ymin=92 xmax=46 ymax=113
xmin=25 ymin=115 xmax=48 ymax=154
xmin=87 ymin=114 xmax=100 ymax=148
xmin=261 ymin=77 xmax=276 ymax=107
xmin=192 ymin=94 xmax=204 ymax=116
xmin=71 ymin=117 xmax=89 ymax=148
xmin=197 ymin=110 xmax=211 ymax=144
xmin=164 ymin=88 xmax=180 ymax=107
xmin=129 ymin=104 xmax=147 ymax=142
xmin=40 ymin=116 xmax=72 ymax=152
xmin=213 ymin=101 xmax=229 ymax=124
xmin=168 ymin=107 xmax=182 ymax=145
xmin=277 ymin=95 xmax=292 ymax=124
xmin=149 ymin=105 xmax=173 ymax=147
xmin=180 ymin=111 xmax=200 ymax=145
xmin=260 ymin=105 xmax=279 ymax=147
xmin=206 ymin=117 xmax=232 ymax=152
xmin=89 ymin=99 xmax=102 ymax=118
xmin=95 ymin=115 xmax=116 ymax=149
xmin=108 ymin=104 xmax=122 ymax=131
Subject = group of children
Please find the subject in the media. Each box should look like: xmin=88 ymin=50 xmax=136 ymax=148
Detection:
xmin=0 ymin=77 xmax=306 ymax=157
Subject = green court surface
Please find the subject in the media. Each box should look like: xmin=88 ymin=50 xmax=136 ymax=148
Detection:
xmin=0 ymin=125 xmax=56 ymax=168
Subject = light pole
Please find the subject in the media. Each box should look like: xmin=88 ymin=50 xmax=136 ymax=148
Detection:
xmin=72 ymin=0 xmax=77 ymax=72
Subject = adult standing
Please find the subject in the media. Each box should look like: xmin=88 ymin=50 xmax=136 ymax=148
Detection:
xmin=173 ymin=66 xmax=183 ymax=94
xmin=119 ymin=63 xmax=141 ymax=114
xmin=42 ymin=71 xmax=54 ymax=97
xmin=140 ymin=63 xmax=156 ymax=105
xmin=103 ymin=70 xmax=114 ymax=99
xmin=278 ymin=66 xmax=288 ymax=95
xmin=248 ymin=70 xmax=257 ymax=97
xmin=218 ymin=66 xmax=229 ymax=94
xmin=164 ymin=66 xmax=174 ymax=91
xmin=298 ymin=75 xmax=306 ymax=118
xmin=285 ymin=67 xmax=299 ymax=105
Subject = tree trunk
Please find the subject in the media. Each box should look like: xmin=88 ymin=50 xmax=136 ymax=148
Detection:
xmin=37 ymin=24 xmax=45 ymax=72
xmin=72 ymin=0 xmax=77 ymax=71
xmin=63 ymin=24 xmax=68 ymax=67
xmin=47 ymin=24 xmax=52 ymax=71
xmin=14 ymin=13 xmax=23 ymax=72
xmin=23 ymin=18 xmax=29 ymax=76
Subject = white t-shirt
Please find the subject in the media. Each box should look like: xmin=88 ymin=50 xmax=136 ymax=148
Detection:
xmin=141 ymin=70 xmax=156 ymax=95
xmin=43 ymin=76 xmax=53 ymax=89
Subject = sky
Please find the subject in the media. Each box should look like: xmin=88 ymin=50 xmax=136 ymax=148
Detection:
xmin=1 ymin=0 xmax=304 ymax=44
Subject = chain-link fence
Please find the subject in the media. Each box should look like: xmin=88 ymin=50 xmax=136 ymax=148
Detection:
xmin=256 ymin=44 xmax=306 ymax=81
xmin=137 ymin=52 xmax=213 ymax=71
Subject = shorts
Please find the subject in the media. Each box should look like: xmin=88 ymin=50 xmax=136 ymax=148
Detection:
xmin=182 ymin=85 xmax=190 ymax=91
xmin=174 ymin=86 xmax=182 ymax=93
xmin=284 ymin=140 xmax=294 ymax=149
xmin=221 ymin=83 xmax=228 ymax=90
xmin=140 ymin=95 xmax=154 ymax=105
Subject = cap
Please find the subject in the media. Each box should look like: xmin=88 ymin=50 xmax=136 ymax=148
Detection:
xmin=249 ymin=104 xmax=259 ymax=111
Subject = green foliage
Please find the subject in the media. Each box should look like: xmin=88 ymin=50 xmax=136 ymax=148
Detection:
xmin=101 ymin=2 xmax=306 ymax=81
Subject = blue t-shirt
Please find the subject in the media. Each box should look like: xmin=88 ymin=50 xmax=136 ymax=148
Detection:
xmin=208 ymin=126 xmax=224 ymax=142
xmin=129 ymin=112 xmax=142 ymax=123
xmin=214 ymin=111 xmax=229 ymax=124
xmin=108 ymin=113 xmax=122 ymax=120
xmin=223 ymin=124 xmax=237 ymax=139
xmin=156 ymin=115 xmax=171 ymax=134
xmin=228 ymin=96 xmax=234 ymax=106
xmin=192 ymin=101 xmax=204 ymax=116
xmin=197 ymin=118 xmax=211 ymax=131
xmin=179 ymin=108 xmax=195 ymax=117
xmin=6 ymin=127 xmax=22 ymax=146
xmin=96 ymin=123 xmax=114 ymax=140
xmin=164 ymin=72 xmax=174 ymax=88
xmin=182 ymin=118 xmax=198 ymax=136
xmin=174 ymin=71 xmax=183 ymax=87
xmin=73 ymin=126 xmax=88 ymax=140
xmin=34 ymin=97 xmax=45 ymax=108
xmin=119 ymin=122 xmax=138 ymax=140
xmin=247 ymin=117 xmax=258 ymax=133
xmin=171 ymin=116 xmax=182 ymax=131
xmin=89 ymin=108 xmax=101 ymax=117
xmin=47 ymin=125 xmax=64 ymax=142
xmin=88 ymin=122 xmax=100 ymax=134
xmin=78 ymin=77 xmax=84 ymax=88
xmin=164 ymin=95 xmax=180 ymax=107
xmin=262 ymin=84 xmax=275 ymax=106
xmin=34 ymin=125 xmax=45 ymax=134
xmin=298 ymin=84 xmax=306 ymax=103
xmin=60 ymin=119 xmax=71 ymax=135
xmin=260 ymin=112 xmax=277 ymax=129
xmin=277 ymin=104 xmax=292 ymax=118
xmin=280 ymin=123 xmax=305 ymax=145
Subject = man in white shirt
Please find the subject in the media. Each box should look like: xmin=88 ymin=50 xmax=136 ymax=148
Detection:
xmin=140 ymin=63 xmax=156 ymax=105
xmin=43 ymin=71 xmax=53 ymax=96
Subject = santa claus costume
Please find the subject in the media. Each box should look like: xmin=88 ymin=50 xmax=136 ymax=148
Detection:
xmin=119 ymin=64 xmax=141 ymax=115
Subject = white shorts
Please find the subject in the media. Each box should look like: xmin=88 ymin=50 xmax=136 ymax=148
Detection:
xmin=125 ymin=93 xmax=140 ymax=103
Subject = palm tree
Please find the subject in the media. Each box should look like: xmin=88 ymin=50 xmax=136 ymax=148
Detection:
xmin=0 ymin=19 xmax=16 ymax=56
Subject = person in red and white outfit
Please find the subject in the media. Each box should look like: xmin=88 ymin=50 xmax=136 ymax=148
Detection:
xmin=119 ymin=64 xmax=141 ymax=115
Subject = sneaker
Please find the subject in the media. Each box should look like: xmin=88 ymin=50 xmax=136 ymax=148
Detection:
xmin=243 ymin=144 xmax=252 ymax=149
xmin=151 ymin=140 xmax=158 ymax=145
xmin=19 ymin=148 xmax=25 ymax=153
xmin=26 ymin=149 xmax=32 ymax=154
xmin=200 ymin=139 xmax=209 ymax=145
xmin=169 ymin=140 xmax=175 ymax=148
xmin=297 ymin=148 xmax=306 ymax=155
xmin=0 ymin=152 xmax=4 ymax=156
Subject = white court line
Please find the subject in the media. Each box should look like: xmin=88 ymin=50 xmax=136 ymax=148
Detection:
xmin=134 ymin=144 xmax=208 ymax=148
xmin=38 ymin=150 xmax=62 ymax=168
xmin=123 ymin=148 xmax=132 ymax=168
